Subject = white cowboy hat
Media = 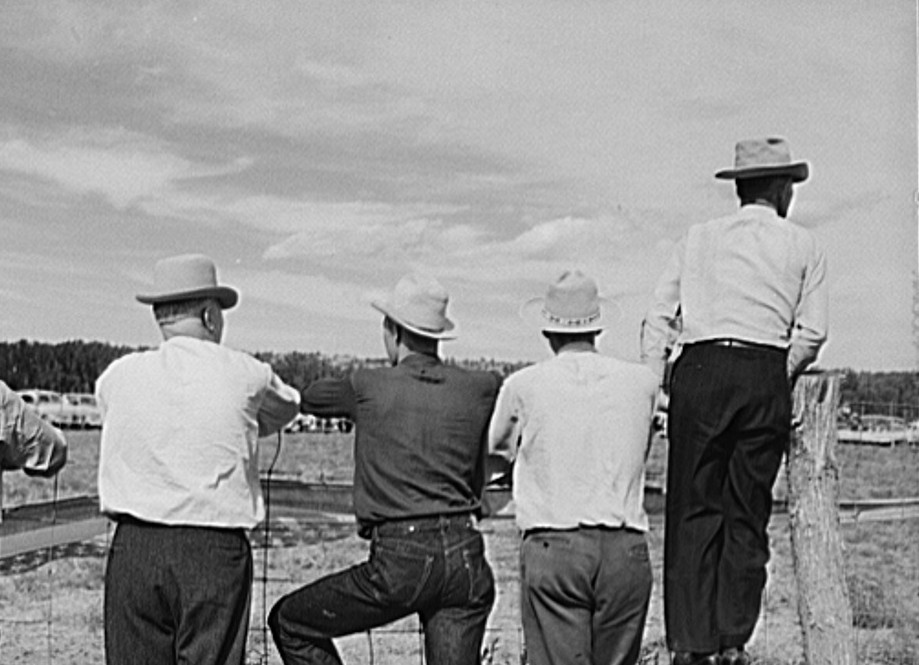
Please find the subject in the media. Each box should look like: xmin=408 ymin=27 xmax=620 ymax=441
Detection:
xmin=136 ymin=253 xmax=238 ymax=309
xmin=714 ymin=137 xmax=809 ymax=183
xmin=520 ymin=270 xmax=615 ymax=333
xmin=371 ymin=273 xmax=458 ymax=340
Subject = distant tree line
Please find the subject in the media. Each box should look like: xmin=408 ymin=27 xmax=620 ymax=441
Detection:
xmin=0 ymin=340 xmax=529 ymax=395
xmin=0 ymin=340 xmax=914 ymax=409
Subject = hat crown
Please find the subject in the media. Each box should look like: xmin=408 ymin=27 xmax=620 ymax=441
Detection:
xmin=733 ymin=137 xmax=794 ymax=169
xmin=153 ymin=254 xmax=219 ymax=293
xmin=136 ymin=253 xmax=238 ymax=309
xmin=373 ymin=273 xmax=456 ymax=338
xmin=715 ymin=136 xmax=809 ymax=183
xmin=541 ymin=270 xmax=603 ymax=327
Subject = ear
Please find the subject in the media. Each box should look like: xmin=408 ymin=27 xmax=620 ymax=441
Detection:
xmin=202 ymin=304 xmax=217 ymax=332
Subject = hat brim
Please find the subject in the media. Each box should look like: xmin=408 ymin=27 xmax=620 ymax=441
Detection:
xmin=371 ymin=301 xmax=458 ymax=340
xmin=715 ymin=162 xmax=809 ymax=183
xmin=519 ymin=297 xmax=615 ymax=333
xmin=136 ymin=286 xmax=239 ymax=309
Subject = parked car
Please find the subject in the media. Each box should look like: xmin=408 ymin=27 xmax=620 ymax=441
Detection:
xmin=837 ymin=414 xmax=917 ymax=446
xmin=16 ymin=389 xmax=75 ymax=429
xmin=63 ymin=392 xmax=103 ymax=429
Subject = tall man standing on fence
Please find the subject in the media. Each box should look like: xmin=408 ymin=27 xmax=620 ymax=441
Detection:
xmin=270 ymin=272 xmax=500 ymax=665
xmin=95 ymin=253 xmax=301 ymax=665
xmin=641 ymin=137 xmax=828 ymax=665
xmin=488 ymin=270 xmax=657 ymax=665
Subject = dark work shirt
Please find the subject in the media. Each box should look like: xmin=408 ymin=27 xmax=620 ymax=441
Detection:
xmin=302 ymin=353 xmax=501 ymax=531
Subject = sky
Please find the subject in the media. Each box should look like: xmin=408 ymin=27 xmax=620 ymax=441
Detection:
xmin=0 ymin=1 xmax=916 ymax=371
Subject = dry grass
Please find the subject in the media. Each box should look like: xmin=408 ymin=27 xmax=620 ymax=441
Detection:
xmin=1 ymin=432 xmax=917 ymax=664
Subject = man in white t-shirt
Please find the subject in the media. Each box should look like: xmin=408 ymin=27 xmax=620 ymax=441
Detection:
xmin=96 ymin=253 xmax=300 ymax=665
xmin=488 ymin=270 xmax=658 ymax=665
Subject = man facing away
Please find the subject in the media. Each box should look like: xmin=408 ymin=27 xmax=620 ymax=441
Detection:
xmin=488 ymin=270 xmax=658 ymax=665
xmin=0 ymin=380 xmax=67 ymax=477
xmin=95 ymin=253 xmax=300 ymax=665
xmin=270 ymin=272 xmax=500 ymax=665
xmin=641 ymin=138 xmax=828 ymax=665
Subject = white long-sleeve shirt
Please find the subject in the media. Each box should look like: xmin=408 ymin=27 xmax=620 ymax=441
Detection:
xmin=96 ymin=336 xmax=300 ymax=529
xmin=641 ymin=204 xmax=828 ymax=379
xmin=488 ymin=349 xmax=658 ymax=533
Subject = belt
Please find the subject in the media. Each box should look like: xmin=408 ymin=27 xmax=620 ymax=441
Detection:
xmin=366 ymin=512 xmax=477 ymax=538
xmin=693 ymin=338 xmax=785 ymax=353
xmin=523 ymin=524 xmax=634 ymax=538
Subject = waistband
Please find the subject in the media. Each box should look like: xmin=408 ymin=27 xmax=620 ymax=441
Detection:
xmin=523 ymin=524 xmax=642 ymax=538
xmin=111 ymin=513 xmax=246 ymax=536
xmin=363 ymin=512 xmax=477 ymax=539
xmin=688 ymin=338 xmax=787 ymax=354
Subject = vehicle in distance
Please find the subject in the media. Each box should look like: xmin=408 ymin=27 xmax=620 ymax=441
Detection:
xmin=837 ymin=414 xmax=917 ymax=447
xmin=63 ymin=392 xmax=103 ymax=429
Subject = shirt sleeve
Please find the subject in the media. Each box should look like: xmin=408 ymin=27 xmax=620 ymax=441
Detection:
xmin=301 ymin=377 xmax=357 ymax=419
xmin=640 ymin=237 xmax=685 ymax=379
xmin=787 ymin=241 xmax=829 ymax=379
xmin=0 ymin=383 xmax=68 ymax=477
xmin=487 ymin=379 xmax=520 ymax=462
xmin=257 ymin=371 xmax=302 ymax=438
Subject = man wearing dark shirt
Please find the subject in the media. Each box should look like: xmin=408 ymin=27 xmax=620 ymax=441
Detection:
xmin=270 ymin=273 xmax=500 ymax=665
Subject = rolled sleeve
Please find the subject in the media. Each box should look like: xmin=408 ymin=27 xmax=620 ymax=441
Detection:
xmin=788 ymin=244 xmax=829 ymax=378
xmin=257 ymin=373 xmax=301 ymax=437
xmin=641 ymin=239 xmax=684 ymax=379
xmin=487 ymin=381 xmax=520 ymax=462
xmin=1 ymin=386 xmax=68 ymax=477
xmin=301 ymin=377 xmax=357 ymax=419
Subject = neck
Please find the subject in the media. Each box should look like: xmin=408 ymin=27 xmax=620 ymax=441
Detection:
xmin=395 ymin=341 xmax=438 ymax=364
xmin=159 ymin=319 xmax=217 ymax=343
xmin=554 ymin=340 xmax=596 ymax=355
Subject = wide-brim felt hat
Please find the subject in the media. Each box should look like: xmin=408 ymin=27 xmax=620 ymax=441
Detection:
xmin=520 ymin=270 xmax=615 ymax=333
xmin=371 ymin=272 xmax=458 ymax=340
xmin=136 ymin=253 xmax=239 ymax=309
xmin=715 ymin=137 xmax=809 ymax=183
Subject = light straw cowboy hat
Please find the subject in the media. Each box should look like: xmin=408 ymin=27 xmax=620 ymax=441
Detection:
xmin=520 ymin=270 xmax=615 ymax=333
xmin=371 ymin=273 xmax=458 ymax=340
xmin=136 ymin=253 xmax=239 ymax=309
xmin=714 ymin=137 xmax=809 ymax=183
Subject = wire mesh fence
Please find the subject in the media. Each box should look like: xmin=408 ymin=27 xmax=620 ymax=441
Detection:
xmin=1 ymin=416 xmax=917 ymax=664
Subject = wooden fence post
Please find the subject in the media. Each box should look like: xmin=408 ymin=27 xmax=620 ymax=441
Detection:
xmin=787 ymin=371 xmax=856 ymax=665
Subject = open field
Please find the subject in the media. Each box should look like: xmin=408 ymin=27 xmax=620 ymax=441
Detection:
xmin=1 ymin=431 xmax=917 ymax=664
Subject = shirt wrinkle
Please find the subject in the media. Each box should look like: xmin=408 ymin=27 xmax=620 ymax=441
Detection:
xmin=641 ymin=204 xmax=828 ymax=378
xmin=96 ymin=336 xmax=300 ymax=528
xmin=488 ymin=353 xmax=657 ymax=533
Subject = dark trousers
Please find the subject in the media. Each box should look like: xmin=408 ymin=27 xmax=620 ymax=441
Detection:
xmin=269 ymin=513 xmax=495 ymax=665
xmin=104 ymin=519 xmax=253 ymax=665
xmin=520 ymin=527 xmax=652 ymax=665
xmin=664 ymin=343 xmax=790 ymax=654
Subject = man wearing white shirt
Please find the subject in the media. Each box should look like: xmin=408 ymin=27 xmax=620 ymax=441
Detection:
xmin=489 ymin=271 xmax=658 ymax=665
xmin=641 ymin=138 xmax=828 ymax=665
xmin=96 ymin=253 xmax=300 ymax=665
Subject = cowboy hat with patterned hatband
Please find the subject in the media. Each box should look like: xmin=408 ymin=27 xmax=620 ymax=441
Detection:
xmin=715 ymin=137 xmax=809 ymax=183
xmin=136 ymin=253 xmax=239 ymax=309
xmin=520 ymin=270 xmax=617 ymax=333
xmin=371 ymin=273 xmax=458 ymax=340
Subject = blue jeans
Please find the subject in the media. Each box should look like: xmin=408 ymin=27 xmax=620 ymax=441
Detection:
xmin=104 ymin=518 xmax=252 ymax=665
xmin=520 ymin=527 xmax=652 ymax=665
xmin=269 ymin=513 xmax=495 ymax=665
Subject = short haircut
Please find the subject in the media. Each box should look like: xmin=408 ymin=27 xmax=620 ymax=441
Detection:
xmin=735 ymin=176 xmax=791 ymax=206
xmin=152 ymin=297 xmax=211 ymax=325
